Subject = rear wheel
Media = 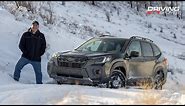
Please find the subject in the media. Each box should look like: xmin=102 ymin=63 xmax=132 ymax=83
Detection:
xmin=153 ymin=71 xmax=164 ymax=90
xmin=109 ymin=70 xmax=126 ymax=89
xmin=57 ymin=81 xmax=63 ymax=85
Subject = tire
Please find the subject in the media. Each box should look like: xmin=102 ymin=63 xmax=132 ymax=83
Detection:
xmin=109 ymin=70 xmax=126 ymax=89
xmin=57 ymin=81 xmax=62 ymax=85
xmin=153 ymin=71 xmax=164 ymax=90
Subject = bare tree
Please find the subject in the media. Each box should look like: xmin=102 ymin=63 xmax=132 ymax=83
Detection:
xmin=62 ymin=1 xmax=65 ymax=6
xmin=15 ymin=1 xmax=19 ymax=9
xmin=173 ymin=33 xmax=177 ymax=39
xmin=139 ymin=1 xmax=149 ymax=9
xmin=171 ymin=1 xmax=174 ymax=8
xmin=46 ymin=2 xmax=54 ymax=24
xmin=161 ymin=1 xmax=167 ymax=16
xmin=39 ymin=2 xmax=55 ymax=25
xmin=14 ymin=1 xmax=35 ymax=13
xmin=92 ymin=1 xmax=96 ymax=5
xmin=180 ymin=1 xmax=183 ymax=19
xmin=144 ymin=2 xmax=148 ymax=9
xmin=136 ymin=1 xmax=139 ymax=12
xmin=129 ymin=1 xmax=133 ymax=8
xmin=116 ymin=7 xmax=121 ymax=16
xmin=176 ymin=1 xmax=180 ymax=19
xmin=175 ymin=1 xmax=184 ymax=19
xmin=105 ymin=10 xmax=111 ymax=22
xmin=136 ymin=1 xmax=140 ymax=12
xmin=149 ymin=1 xmax=152 ymax=6
xmin=170 ymin=1 xmax=174 ymax=15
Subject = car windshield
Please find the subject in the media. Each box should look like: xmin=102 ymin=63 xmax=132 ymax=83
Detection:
xmin=76 ymin=38 xmax=126 ymax=53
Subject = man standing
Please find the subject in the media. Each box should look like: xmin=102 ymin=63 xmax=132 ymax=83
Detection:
xmin=14 ymin=21 xmax=46 ymax=84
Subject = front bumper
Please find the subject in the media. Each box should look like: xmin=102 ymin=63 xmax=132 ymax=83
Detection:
xmin=50 ymin=74 xmax=94 ymax=85
xmin=47 ymin=61 xmax=110 ymax=85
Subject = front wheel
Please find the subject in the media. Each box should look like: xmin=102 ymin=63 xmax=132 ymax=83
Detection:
xmin=109 ymin=70 xmax=126 ymax=89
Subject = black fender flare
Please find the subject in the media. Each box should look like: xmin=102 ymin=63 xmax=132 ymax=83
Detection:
xmin=153 ymin=66 xmax=165 ymax=80
xmin=154 ymin=66 xmax=164 ymax=75
xmin=110 ymin=61 xmax=127 ymax=78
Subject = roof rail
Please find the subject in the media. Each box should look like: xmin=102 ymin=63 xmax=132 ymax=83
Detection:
xmin=130 ymin=36 xmax=153 ymax=42
xmin=99 ymin=34 xmax=115 ymax=37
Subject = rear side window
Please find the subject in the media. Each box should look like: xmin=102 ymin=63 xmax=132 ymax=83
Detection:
xmin=151 ymin=44 xmax=161 ymax=56
xmin=141 ymin=42 xmax=153 ymax=57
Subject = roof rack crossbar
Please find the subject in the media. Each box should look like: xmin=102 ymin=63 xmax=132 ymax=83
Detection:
xmin=130 ymin=36 xmax=153 ymax=42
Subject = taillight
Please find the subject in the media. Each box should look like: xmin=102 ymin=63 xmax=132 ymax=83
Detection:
xmin=163 ymin=58 xmax=168 ymax=66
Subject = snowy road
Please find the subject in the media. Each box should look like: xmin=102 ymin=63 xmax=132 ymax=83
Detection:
xmin=0 ymin=77 xmax=184 ymax=105
xmin=0 ymin=70 xmax=184 ymax=105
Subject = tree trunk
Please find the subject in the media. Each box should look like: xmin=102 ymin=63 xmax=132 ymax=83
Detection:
xmin=176 ymin=1 xmax=179 ymax=18
xmin=136 ymin=1 xmax=139 ymax=12
xmin=161 ymin=1 xmax=166 ymax=16
xmin=177 ymin=11 xmax=179 ymax=18
xmin=181 ymin=1 xmax=183 ymax=19
xmin=62 ymin=1 xmax=65 ymax=5
xmin=171 ymin=1 xmax=173 ymax=8
xmin=145 ymin=2 xmax=147 ymax=9
xmin=106 ymin=11 xmax=110 ymax=22
xmin=15 ymin=1 xmax=19 ymax=9
xmin=171 ymin=1 xmax=174 ymax=15
xmin=92 ymin=1 xmax=95 ymax=5
xmin=149 ymin=1 xmax=152 ymax=6
xmin=130 ymin=1 xmax=133 ymax=8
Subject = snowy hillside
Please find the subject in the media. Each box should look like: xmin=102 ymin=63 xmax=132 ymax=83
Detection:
xmin=0 ymin=1 xmax=185 ymax=104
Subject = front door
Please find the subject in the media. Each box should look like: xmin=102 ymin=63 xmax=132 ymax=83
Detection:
xmin=126 ymin=40 xmax=144 ymax=79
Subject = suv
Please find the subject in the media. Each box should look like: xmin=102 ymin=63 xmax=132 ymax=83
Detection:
xmin=47 ymin=35 xmax=168 ymax=89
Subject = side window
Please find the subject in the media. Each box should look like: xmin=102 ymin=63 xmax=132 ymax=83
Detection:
xmin=141 ymin=42 xmax=153 ymax=57
xmin=151 ymin=44 xmax=161 ymax=56
xmin=128 ymin=40 xmax=142 ymax=57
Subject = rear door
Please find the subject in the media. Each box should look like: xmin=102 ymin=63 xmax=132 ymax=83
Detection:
xmin=140 ymin=41 xmax=156 ymax=77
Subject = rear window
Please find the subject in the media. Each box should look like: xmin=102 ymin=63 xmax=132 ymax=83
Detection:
xmin=151 ymin=44 xmax=161 ymax=56
xmin=141 ymin=42 xmax=154 ymax=57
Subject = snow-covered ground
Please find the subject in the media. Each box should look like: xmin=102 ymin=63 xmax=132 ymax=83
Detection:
xmin=0 ymin=2 xmax=185 ymax=104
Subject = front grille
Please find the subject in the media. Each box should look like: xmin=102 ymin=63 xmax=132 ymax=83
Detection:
xmin=57 ymin=56 xmax=87 ymax=68
xmin=58 ymin=62 xmax=84 ymax=68
xmin=72 ymin=63 xmax=82 ymax=68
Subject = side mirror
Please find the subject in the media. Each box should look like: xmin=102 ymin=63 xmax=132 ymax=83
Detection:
xmin=130 ymin=51 xmax=139 ymax=57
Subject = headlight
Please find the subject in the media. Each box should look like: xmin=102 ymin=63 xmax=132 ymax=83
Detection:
xmin=52 ymin=52 xmax=59 ymax=58
xmin=49 ymin=53 xmax=59 ymax=64
xmin=92 ymin=56 xmax=112 ymax=63
xmin=48 ymin=57 xmax=54 ymax=63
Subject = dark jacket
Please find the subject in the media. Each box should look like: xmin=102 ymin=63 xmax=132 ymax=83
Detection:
xmin=19 ymin=28 xmax=46 ymax=62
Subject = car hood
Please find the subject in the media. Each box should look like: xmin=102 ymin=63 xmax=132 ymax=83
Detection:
xmin=58 ymin=50 xmax=114 ymax=58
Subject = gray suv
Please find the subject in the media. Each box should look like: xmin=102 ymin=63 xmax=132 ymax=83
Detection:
xmin=47 ymin=35 xmax=168 ymax=89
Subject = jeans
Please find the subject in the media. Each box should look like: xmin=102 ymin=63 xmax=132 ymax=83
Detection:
xmin=14 ymin=57 xmax=43 ymax=84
